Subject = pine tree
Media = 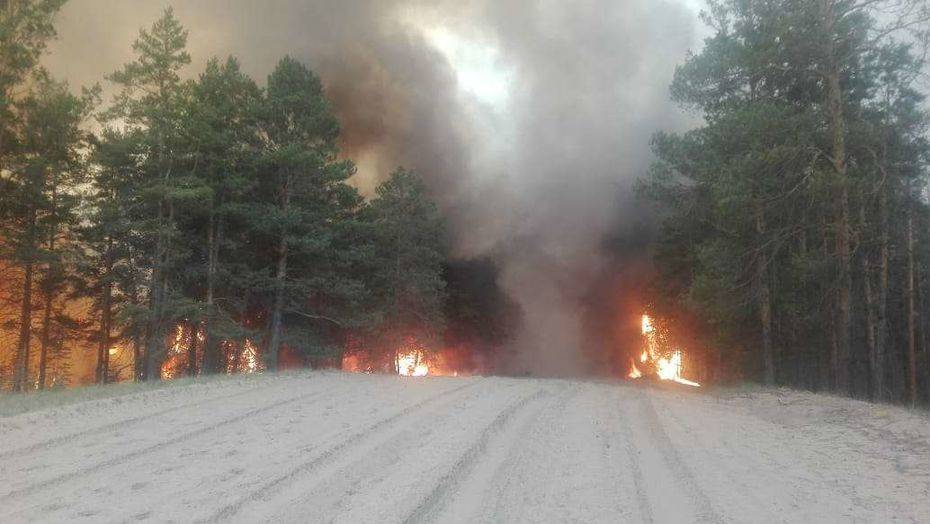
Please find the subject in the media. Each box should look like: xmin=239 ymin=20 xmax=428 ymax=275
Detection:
xmin=1 ymin=1 xmax=68 ymax=390
xmin=643 ymin=0 xmax=930 ymax=401
xmin=2 ymin=73 xmax=90 ymax=390
xmin=78 ymin=127 xmax=146 ymax=383
xmin=251 ymin=56 xmax=359 ymax=371
xmin=179 ymin=56 xmax=261 ymax=375
xmin=0 ymin=0 xmax=66 ymax=170
xmin=103 ymin=7 xmax=192 ymax=380
xmin=364 ymin=168 xmax=447 ymax=369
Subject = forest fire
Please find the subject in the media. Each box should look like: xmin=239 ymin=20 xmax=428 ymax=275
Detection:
xmin=396 ymin=350 xmax=429 ymax=377
xmin=161 ymin=325 xmax=189 ymax=380
xmin=628 ymin=314 xmax=700 ymax=387
xmin=159 ymin=323 xmax=264 ymax=380
xmin=341 ymin=338 xmax=467 ymax=378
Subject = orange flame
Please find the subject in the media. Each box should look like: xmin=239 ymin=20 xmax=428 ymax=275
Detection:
xmin=342 ymin=337 xmax=469 ymax=377
xmin=629 ymin=314 xmax=700 ymax=387
xmin=397 ymin=349 xmax=429 ymax=377
xmin=160 ymin=324 xmax=187 ymax=380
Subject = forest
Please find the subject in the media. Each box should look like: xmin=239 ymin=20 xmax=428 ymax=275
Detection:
xmin=642 ymin=0 xmax=930 ymax=404
xmin=6 ymin=0 xmax=930 ymax=407
xmin=0 ymin=2 xmax=514 ymax=391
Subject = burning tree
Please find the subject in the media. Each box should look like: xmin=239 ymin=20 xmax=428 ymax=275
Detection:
xmin=357 ymin=169 xmax=447 ymax=372
xmin=628 ymin=314 xmax=699 ymax=387
xmin=1 ymin=34 xmax=93 ymax=391
xmin=0 ymin=7 xmax=505 ymax=390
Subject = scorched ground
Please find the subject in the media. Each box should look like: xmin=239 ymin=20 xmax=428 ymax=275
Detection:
xmin=2 ymin=371 xmax=929 ymax=522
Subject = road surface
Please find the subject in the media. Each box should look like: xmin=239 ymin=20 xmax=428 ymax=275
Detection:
xmin=1 ymin=372 xmax=929 ymax=522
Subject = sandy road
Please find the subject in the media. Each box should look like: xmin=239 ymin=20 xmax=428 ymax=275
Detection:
xmin=2 ymin=372 xmax=929 ymax=523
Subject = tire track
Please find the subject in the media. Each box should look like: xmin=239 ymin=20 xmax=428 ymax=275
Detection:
xmin=0 ymin=380 xmax=286 ymax=460
xmin=655 ymin=392 xmax=849 ymax=518
xmin=639 ymin=391 xmax=724 ymax=524
xmin=403 ymin=386 xmax=551 ymax=524
xmin=608 ymin=387 xmax=654 ymax=524
xmin=480 ymin=383 xmax=581 ymax=522
xmin=0 ymin=380 xmax=340 ymax=502
xmin=204 ymin=380 xmax=481 ymax=523
xmin=265 ymin=381 xmax=538 ymax=522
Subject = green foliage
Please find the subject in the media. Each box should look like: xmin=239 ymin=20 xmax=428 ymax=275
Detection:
xmin=363 ymin=168 xmax=447 ymax=353
xmin=643 ymin=0 xmax=930 ymax=400
xmin=1 ymin=6 xmax=503 ymax=389
xmin=0 ymin=0 xmax=67 ymax=160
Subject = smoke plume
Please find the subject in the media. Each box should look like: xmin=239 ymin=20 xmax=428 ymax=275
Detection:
xmin=44 ymin=0 xmax=698 ymax=376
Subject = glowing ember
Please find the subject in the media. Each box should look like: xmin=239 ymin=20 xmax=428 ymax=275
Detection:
xmin=341 ymin=354 xmax=366 ymax=373
xmin=655 ymin=350 xmax=700 ymax=387
xmin=242 ymin=339 xmax=260 ymax=374
xmin=342 ymin=338 xmax=469 ymax=377
xmin=397 ymin=350 xmax=429 ymax=377
xmin=161 ymin=324 xmax=187 ymax=380
xmin=630 ymin=314 xmax=700 ymax=387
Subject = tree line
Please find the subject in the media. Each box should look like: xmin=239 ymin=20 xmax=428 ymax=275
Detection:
xmin=642 ymin=0 xmax=930 ymax=403
xmin=0 ymin=3 xmax=510 ymax=391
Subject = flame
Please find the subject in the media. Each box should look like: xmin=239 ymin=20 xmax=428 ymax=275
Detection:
xmin=242 ymin=339 xmax=260 ymax=374
xmin=341 ymin=353 xmax=367 ymax=373
xmin=161 ymin=324 xmax=187 ymax=380
xmin=342 ymin=338 xmax=470 ymax=377
xmin=397 ymin=350 xmax=429 ymax=377
xmin=629 ymin=314 xmax=700 ymax=387
xmin=654 ymin=350 xmax=701 ymax=387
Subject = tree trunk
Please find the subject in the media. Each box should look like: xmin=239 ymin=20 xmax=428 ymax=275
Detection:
xmin=126 ymin=245 xmax=144 ymax=382
xmin=38 ymin=187 xmax=60 ymax=391
xmin=755 ymin=200 xmax=775 ymax=385
xmin=145 ymin=196 xmax=174 ymax=381
xmin=876 ymin=180 xmax=890 ymax=401
xmin=96 ymin=275 xmax=113 ymax=384
xmin=821 ymin=213 xmax=837 ymax=391
xmin=821 ymin=0 xmax=852 ymax=394
xmin=14 ymin=261 xmax=35 ymax=392
xmin=144 ymin=202 xmax=166 ymax=381
xmin=145 ymin=124 xmax=174 ymax=381
xmin=13 ymin=204 xmax=37 ymax=392
xmin=860 ymin=202 xmax=880 ymax=400
xmin=201 ymin=209 xmax=222 ymax=374
xmin=132 ymin=334 xmax=143 ymax=382
xmin=906 ymin=193 xmax=918 ymax=405
xmin=37 ymin=281 xmax=52 ymax=390
xmin=37 ymin=248 xmax=55 ymax=390
xmin=920 ymin=251 xmax=930 ymax=403
xmin=266 ymin=175 xmax=291 ymax=372
xmin=96 ymin=235 xmax=115 ymax=384
xmin=187 ymin=321 xmax=200 ymax=377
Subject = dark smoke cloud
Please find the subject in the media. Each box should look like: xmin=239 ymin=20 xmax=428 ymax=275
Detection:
xmin=44 ymin=0 xmax=698 ymax=377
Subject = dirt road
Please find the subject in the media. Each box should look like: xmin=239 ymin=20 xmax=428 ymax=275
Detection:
xmin=2 ymin=372 xmax=928 ymax=522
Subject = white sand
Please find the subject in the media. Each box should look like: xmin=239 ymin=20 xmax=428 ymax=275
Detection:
xmin=1 ymin=372 xmax=928 ymax=523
